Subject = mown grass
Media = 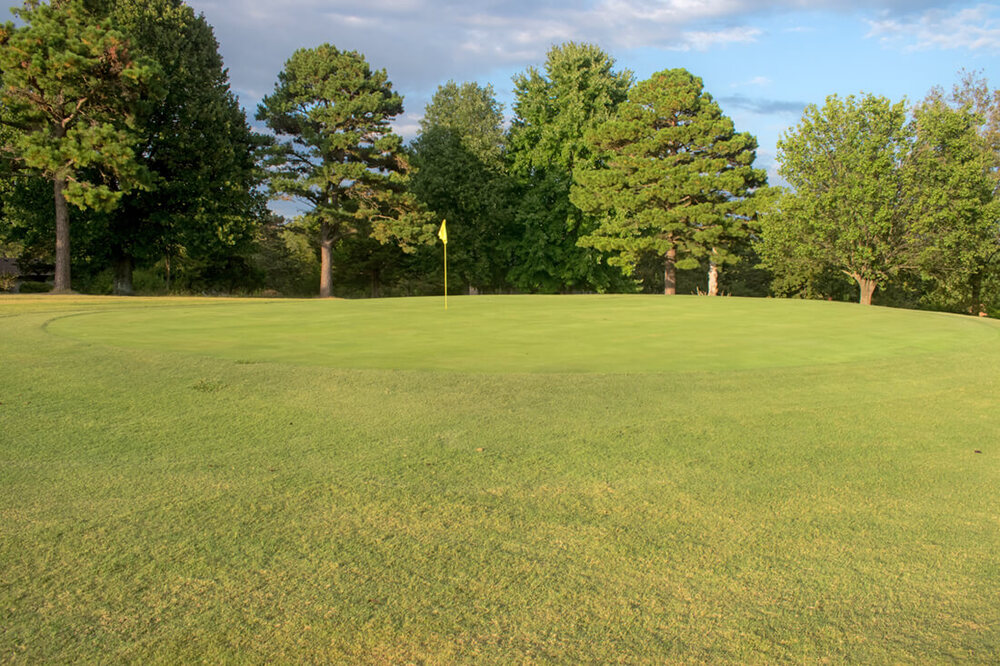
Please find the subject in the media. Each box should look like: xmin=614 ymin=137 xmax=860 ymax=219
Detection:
xmin=1 ymin=294 xmax=998 ymax=663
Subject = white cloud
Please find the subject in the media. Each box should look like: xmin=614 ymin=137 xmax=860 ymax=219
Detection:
xmin=159 ymin=0 xmax=984 ymax=117
xmin=674 ymin=26 xmax=763 ymax=51
xmin=867 ymin=4 xmax=1000 ymax=51
xmin=731 ymin=76 xmax=773 ymax=88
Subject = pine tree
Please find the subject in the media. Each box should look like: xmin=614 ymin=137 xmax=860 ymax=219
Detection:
xmin=0 ymin=0 xmax=159 ymax=291
xmin=571 ymin=69 xmax=767 ymax=294
xmin=256 ymin=44 xmax=430 ymax=298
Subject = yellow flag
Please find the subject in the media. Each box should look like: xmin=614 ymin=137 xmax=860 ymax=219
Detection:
xmin=438 ymin=219 xmax=447 ymax=244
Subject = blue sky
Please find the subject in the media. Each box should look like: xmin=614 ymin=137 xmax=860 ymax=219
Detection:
xmin=5 ymin=0 xmax=999 ymax=182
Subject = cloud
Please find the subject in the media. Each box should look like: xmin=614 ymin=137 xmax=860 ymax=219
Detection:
xmin=673 ymin=26 xmax=763 ymax=51
xmin=69 ymin=0 xmax=966 ymax=120
xmin=718 ymin=95 xmax=807 ymax=115
xmin=867 ymin=4 xmax=1000 ymax=51
xmin=180 ymin=0 xmax=790 ymax=124
xmin=731 ymin=76 xmax=773 ymax=88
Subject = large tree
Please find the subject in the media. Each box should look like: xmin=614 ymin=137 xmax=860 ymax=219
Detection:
xmin=507 ymin=42 xmax=633 ymax=293
xmin=409 ymin=81 xmax=512 ymax=293
xmin=908 ymin=88 xmax=998 ymax=313
xmin=89 ymin=0 xmax=265 ymax=295
xmin=0 ymin=0 xmax=159 ymax=292
xmin=571 ymin=68 xmax=767 ymax=295
xmin=256 ymin=44 xmax=430 ymax=298
xmin=759 ymin=94 xmax=913 ymax=305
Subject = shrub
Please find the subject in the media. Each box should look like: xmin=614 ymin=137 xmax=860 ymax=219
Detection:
xmin=19 ymin=281 xmax=52 ymax=293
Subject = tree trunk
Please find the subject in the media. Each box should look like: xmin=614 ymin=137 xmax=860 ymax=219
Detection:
xmin=113 ymin=251 xmax=134 ymax=295
xmin=663 ymin=246 xmax=677 ymax=295
xmin=164 ymin=254 xmax=171 ymax=292
xmin=319 ymin=220 xmax=333 ymax=298
xmin=853 ymin=275 xmax=877 ymax=305
xmin=707 ymin=262 xmax=719 ymax=296
xmin=970 ymin=269 xmax=984 ymax=315
xmin=53 ymin=177 xmax=71 ymax=293
xmin=370 ymin=267 xmax=380 ymax=298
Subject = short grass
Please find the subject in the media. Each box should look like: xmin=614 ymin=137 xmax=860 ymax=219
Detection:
xmin=2 ymin=294 xmax=998 ymax=663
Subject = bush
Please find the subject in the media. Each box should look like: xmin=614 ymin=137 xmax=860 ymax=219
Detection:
xmin=0 ymin=272 xmax=17 ymax=292
xmin=73 ymin=268 xmax=113 ymax=295
xmin=132 ymin=268 xmax=167 ymax=295
xmin=18 ymin=280 xmax=52 ymax=293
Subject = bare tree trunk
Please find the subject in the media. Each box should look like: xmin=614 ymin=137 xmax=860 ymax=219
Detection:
xmin=164 ymin=253 xmax=171 ymax=292
xmin=53 ymin=177 xmax=71 ymax=293
xmin=854 ymin=276 xmax=877 ymax=305
xmin=707 ymin=262 xmax=719 ymax=296
xmin=113 ymin=251 xmax=134 ymax=295
xmin=664 ymin=246 xmax=677 ymax=295
xmin=319 ymin=220 xmax=333 ymax=298
xmin=970 ymin=269 xmax=984 ymax=315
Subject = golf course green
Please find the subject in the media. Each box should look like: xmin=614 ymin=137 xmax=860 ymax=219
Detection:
xmin=2 ymin=294 xmax=998 ymax=662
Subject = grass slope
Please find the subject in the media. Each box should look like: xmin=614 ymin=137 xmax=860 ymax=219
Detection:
xmin=2 ymin=295 xmax=998 ymax=663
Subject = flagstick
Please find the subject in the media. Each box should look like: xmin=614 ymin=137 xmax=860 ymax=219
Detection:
xmin=443 ymin=241 xmax=448 ymax=310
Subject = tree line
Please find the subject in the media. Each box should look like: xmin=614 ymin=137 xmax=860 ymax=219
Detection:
xmin=1 ymin=0 xmax=997 ymax=314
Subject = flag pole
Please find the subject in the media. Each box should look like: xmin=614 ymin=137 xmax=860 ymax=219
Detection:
xmin=438 ymin=219 xmax=448 ymax=309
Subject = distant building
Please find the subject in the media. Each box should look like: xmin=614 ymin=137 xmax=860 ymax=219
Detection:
xmin=0 ymin=257 xmax=54 ymax=292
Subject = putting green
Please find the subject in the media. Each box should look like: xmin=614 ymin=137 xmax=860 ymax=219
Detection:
xmin=46 ymin=295 xmax=999 ymax=373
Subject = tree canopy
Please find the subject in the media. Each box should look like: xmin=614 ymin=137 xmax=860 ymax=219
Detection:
xmin=759 ymin=94 xmax=913 ymax=305
xmin=571 ymin=68 xmax=767 ymax=295
xmin=87 ymin=0 xmax=265 ymax=295
xmin=506 ymin=42 xmax=634 ymax=293
xmin=410 ymin=81 xmax=512 ymax=293
xmin=256 ymin=44 xmax=430 ymax=298
xmin=0 ymin=0 xmax=159 ymax=291
xmin=0 ymin=11 xmax=997 ymax=313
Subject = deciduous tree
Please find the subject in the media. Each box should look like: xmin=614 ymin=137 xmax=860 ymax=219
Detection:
xmin=909 ymin=89 xmax=998 ymax=313
xmin=759 ymin=94 xmax=913 ymax=305
xmin=92 ymin=0 xmax=265 ymax=295
xmin=410 ymin=81 xmax=512 ymax=293
xmin=507 ymin=42 xmax=633 ymax=293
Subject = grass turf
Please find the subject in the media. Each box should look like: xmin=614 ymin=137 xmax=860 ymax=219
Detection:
xmin=1 ymin=294 xmax=998 ymax=662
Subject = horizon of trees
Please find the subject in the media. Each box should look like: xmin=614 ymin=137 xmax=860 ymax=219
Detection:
xmin=1 ymin=0 xmax=998 ymax=316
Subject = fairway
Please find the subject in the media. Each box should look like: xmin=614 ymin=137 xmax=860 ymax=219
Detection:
xmin=2 ymin=295 xmax=999 ymax=663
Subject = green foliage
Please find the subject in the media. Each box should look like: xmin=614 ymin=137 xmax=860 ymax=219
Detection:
xmin=571 ymin=68 xmax=768 ymax=293
xmin=0 ymin=0 xmax=158 ymax=208
xmin=410 ymin=81 xmax=513 ymax=293
xmin=256 ymin=44 xmax=432 ymax=296
xmin=762 ymin=82 xmax=1000 ymax=309
xmin=0 ymin=147 xmax=52 ymax=267
xmin=87 ymin=0 xmax=266 ymax=294
xmin=17 ymin=279 xmax=51 ymax=292
xmin=760 ymin=94 xmax=913 ymax=304
xmin=507 ymin=42 xmax=634 ymax=293
xmin=418 ymin=80 xmax=506 ymax=169
xmin=249 ymin=215 xmax=318 ymax=297
xmin=908 ymin=75 xmax=1000 ymax=313
xmin=0 ymin=0 xmax=160 ymax=290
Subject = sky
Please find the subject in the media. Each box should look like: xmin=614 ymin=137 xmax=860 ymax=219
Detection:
xmin=5 ymin=0 xmax=999 ymax=186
